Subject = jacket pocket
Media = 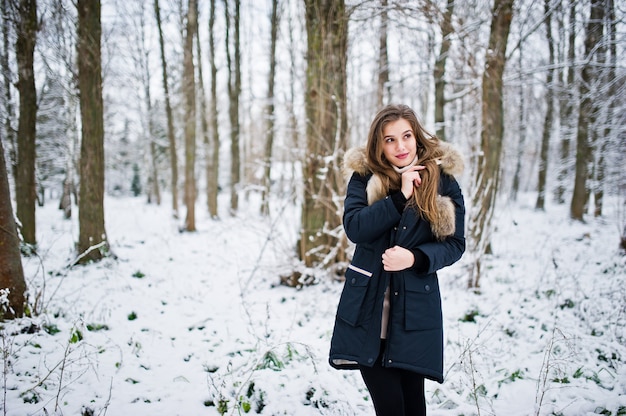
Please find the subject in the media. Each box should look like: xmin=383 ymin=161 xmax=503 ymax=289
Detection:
xmin=336 ymin=265 xmax=372 ymax=326
xmin=404 ymin=275 xmax=442 ymax=331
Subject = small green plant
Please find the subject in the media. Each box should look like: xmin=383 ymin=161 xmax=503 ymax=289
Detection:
xmin=238 ymin=396 xmax=251 ymax=413
xmin=20 ymin=391 xmax=40 ymax=404
xmin=217 ymin=398 xmax=229 ymax=415
xmin=86 ymin=323 xmax=109 ymax=331
xmin=552 ymin=376 xmax=570 ymax=384
xmin=460 ymin=308 xmax=481 ymax=323
xmin=43 ymin=323 xmax=61 ymax=335
xmin=255 ymin=390 xmax=266 ymax=413
xmin=69 ymin=328 xmax=83 ymax=344
xmin=257 ymin=350 xmax=284 ymax=371
xmin=132 ymin=270 xmax=145 ymax=279
xmin=128 ymin=311 xmax=138 ymax=321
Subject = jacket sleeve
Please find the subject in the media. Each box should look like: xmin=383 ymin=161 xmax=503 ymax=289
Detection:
xmin=417 ymin=174 xmax=466 ymax=273
xmin=343 ymin=172 xmax=401 ymax=244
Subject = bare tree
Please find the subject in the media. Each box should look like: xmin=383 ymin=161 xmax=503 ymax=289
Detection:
xmin=0 ymin=136 xmax=26 ymax=318
xmin=434 ymin=0 xmax=454 ymax=141
xmin=39 ymin=0 xmax=78 ymax=219
xmin=154 ymin=0 xmax=179 ymax=217
xmin=261 ymin=0 xmax=280 ymax=216
xmin=145 ymin=22 xmax=161 ymax=206
xmin=194 ymin=0 xmax=210 ymax=219
xmin=570 ymin=0 xmax=604 ymax=221
xmin=555 ymin=0 xmax=576 ymax=204
xmin=77 ymin=0 xmax=109 ymax=263
xmin=207 ymin=0 xmax=219 ymax=218
xmin=535 ymin=0 xmax=556 ymax=210
xmin=592 ymin=0 xmax=616 ymax=218
xmin=182 ymin=0 xmax=197 ymax=231
xmin=14 ymin=0 xmax=38 ymax=247
xmin=299 ymin=0 xmax=349 ymax=269
xmin=468 ymin=0 xmax=515 ymax=288
xmin=1 ymin=0 xmax=16 ymax=179
xmin=376 ymin=0 xmax=389 ymax=108
xmin=128 ymin=2 xmax=160 ymax=205
xmin=224 ymin=0 xmax=241 ymax=214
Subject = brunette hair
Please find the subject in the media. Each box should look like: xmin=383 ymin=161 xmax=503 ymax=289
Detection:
xmin=365 ymin=104 xmax=444 ymax=225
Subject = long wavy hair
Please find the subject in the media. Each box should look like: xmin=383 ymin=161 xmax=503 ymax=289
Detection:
xmin=365 ymin=104 xmax=444 ymax=225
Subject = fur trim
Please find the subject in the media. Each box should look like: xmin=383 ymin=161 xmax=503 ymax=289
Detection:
xmin=366 ymin=174 xmax=387 ymax=206
xmin=432 ymin=195 xmax=456 ymax=239
xmin=343 ymin=147 xmax=369 ymax=178
xmin=343 ymin=142 xmax=463 ymax=239
xmin=437 ymin=141 xmax=465 ymax=177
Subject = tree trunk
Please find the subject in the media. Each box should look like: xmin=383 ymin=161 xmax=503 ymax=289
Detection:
xmin=261 ymin=0 xmax=279 ymax=216
xmin=154 ymin=0 xmax=179 ymax=217
xmin=15 ymin=0 xmax=37 ymax=248
xmin=593 ymin=0 xmax=614 ymax=218
xmin=0 ymin=136 xmax=27 ymax=319
xmin=194 ymin=1 xmax=210 ymax=218
xmin=225 ymin=0 xmax=241 ymax=214
xmin=555 ymin=0 xmax=575 ymax=204
xmin=1 ymin=0 xmax=16 ymax=180
xmin=510 ymin=37 xmax=525 ymax=201
xmin=182 ymin=0 xmax=197 ymax=231
xmin=468 ymin=0 xmax=514 ymax=288
xmin=300 ymin=0 xmax=349 ymax=269
xmin=434 ymin=0 xmax=454 ymax=141
xmin=570 ymin=0 xmax=604 ymax=221
xmin=207 ymin=0 xmax=219 ymax=218
xmin=77 ymin=0 xmax=108 ymax=263
xmin=139 ymin=3 xmax=160 ymax=206
xmin=376 ymin=0 xmax=389 ymax=108
xmin=535 ymin=0 xmax=555 ymax=211
xmin=285 ymin=3 xmax=300 ymax=204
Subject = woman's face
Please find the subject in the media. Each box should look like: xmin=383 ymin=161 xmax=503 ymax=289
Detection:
xmin=381 ymin=118 xmax=417 ymax=168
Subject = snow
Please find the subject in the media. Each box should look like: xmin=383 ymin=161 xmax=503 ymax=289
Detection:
xmin=2 ymin=192 xmax=625 ymax=416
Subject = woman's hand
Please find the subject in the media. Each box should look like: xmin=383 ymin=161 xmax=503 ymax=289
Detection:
xmin=382 ymin=245 xmax=414 ymax=271
xmin=401 ymin=165 xmax=425 ymax=199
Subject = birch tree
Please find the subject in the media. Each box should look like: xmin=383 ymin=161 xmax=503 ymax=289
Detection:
xmin=1 ymin=0 xmax=16 ymax=180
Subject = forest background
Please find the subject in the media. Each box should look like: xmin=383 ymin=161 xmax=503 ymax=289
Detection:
xmin=0 ymin=0 xmax=625 ymax=415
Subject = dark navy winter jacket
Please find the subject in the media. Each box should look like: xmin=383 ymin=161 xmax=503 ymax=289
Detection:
xmin=329 ymin=163 xmax=465 ymax=383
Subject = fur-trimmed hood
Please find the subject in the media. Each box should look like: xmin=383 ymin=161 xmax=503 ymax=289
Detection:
xmin=342 ymin=141 xmax=464 ymax=239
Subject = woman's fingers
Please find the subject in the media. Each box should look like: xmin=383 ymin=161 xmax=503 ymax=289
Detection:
xmin=382 ymin=246 xmax=414 ymax=271
xmin=401 ymin=165 xmax=425 ymax=197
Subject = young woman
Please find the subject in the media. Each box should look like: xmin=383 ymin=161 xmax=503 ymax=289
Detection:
xmin=329 ymin=104 xmax=465 ymax=416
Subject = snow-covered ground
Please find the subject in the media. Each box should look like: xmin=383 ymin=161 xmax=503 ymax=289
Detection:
xmin=2 ymin=192 xmax=625 ymax=416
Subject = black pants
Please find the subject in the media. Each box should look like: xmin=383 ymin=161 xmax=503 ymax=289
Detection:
xmin=359 ymin=342 xmax=426 ymax=416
